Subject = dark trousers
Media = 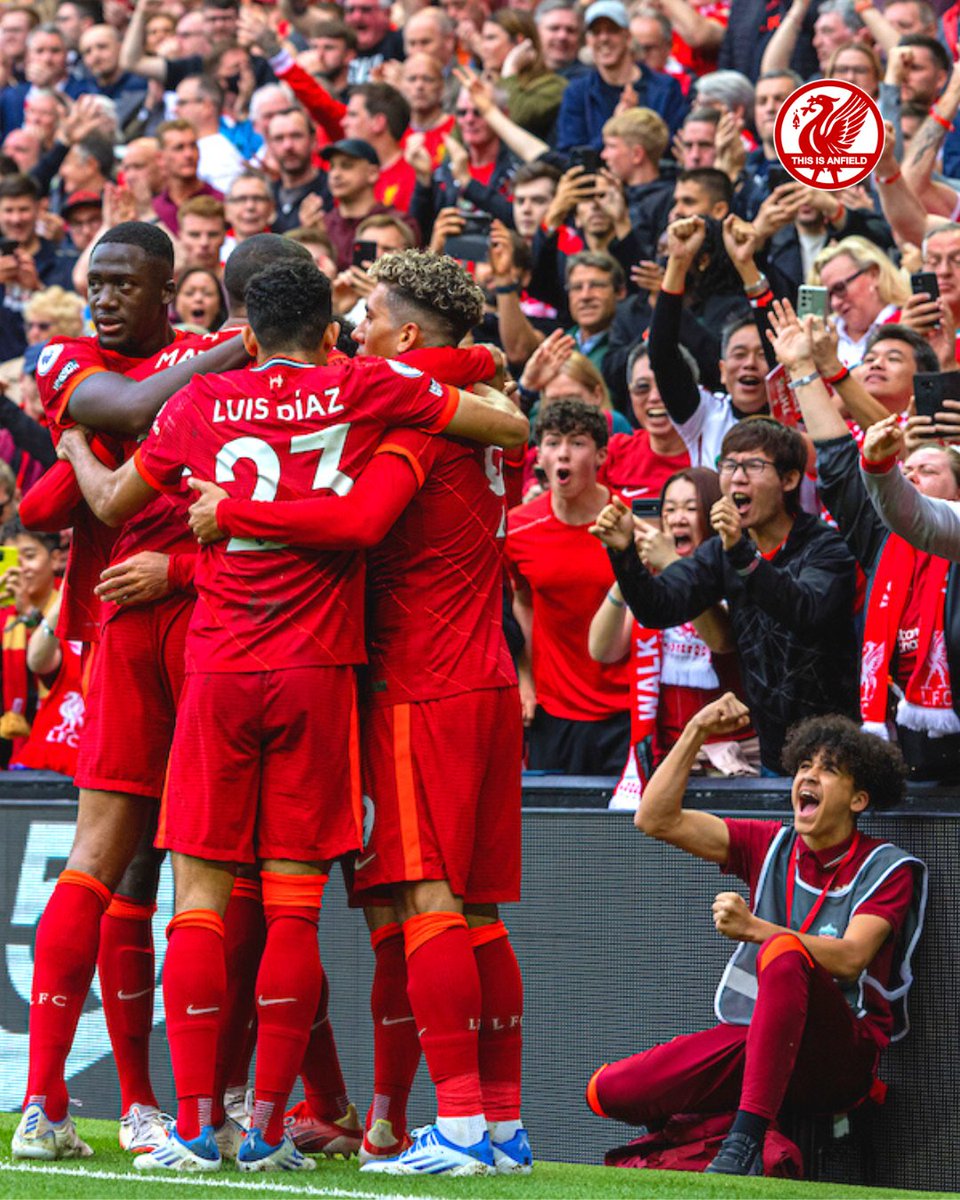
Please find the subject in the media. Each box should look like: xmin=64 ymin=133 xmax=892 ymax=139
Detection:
xmin=526 ymin=707 xmax=630 ymax=775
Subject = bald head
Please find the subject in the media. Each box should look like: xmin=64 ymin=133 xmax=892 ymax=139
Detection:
xmin=404 ymin=7 xmax=456 ymax=66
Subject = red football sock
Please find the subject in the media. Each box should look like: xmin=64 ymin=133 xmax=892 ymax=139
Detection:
xmin=403 ymin=912 xmax=483 ymax=1118
xmin=471 ymin=922 xmax=523 ymax=1122
xmin=163 ymin=910 xmax=226 ymax=1140
xmin=98 ymin=896 xmax=159 ymax=1114
xmin=25 ymin=870 xmax=112 ymax=1121
xmin=252 ymin=873 xmax=326 ymax=1145
xmin=740 ymin=933 xmax=815 ymax=1119
xmin=365 ymin=922 xmax=420 ymax=1139
xmin=300 ymin=965 xmax=350 ymax=1121
xmin=213 ymin=877 xmax=265 ymax=1124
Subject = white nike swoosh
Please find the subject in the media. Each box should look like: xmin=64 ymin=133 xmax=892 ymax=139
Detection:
xmin=258 ymin=995 xmax=297 ymax=1007
xmin=381 ymin=1015 xmax=415 ymax=1026
xmin=117 ymin=988 xmax=153 ymax=1001
xmin=619 ymin=487 xmax=651 ymax=498
xmin=356 ymin=853 xmax=377 ymax=870
xmin=186 ymin=1004 xmax=220 ymax=1015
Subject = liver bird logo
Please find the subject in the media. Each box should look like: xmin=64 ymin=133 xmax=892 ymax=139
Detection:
xmin=794 ymin=90 xmax=872 ymax=185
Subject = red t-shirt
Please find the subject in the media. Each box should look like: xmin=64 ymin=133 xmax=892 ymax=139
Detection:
xmin=366 ymin=427 xmax=516 ymax=705
xmin=376 ymin=155 xmax=418 ymax=214
xmin=600 ymin=431 xmax=690 ymax=500
xmin=403 ymin=115 xmax=456 ymax=170
xmin=724 ymin=819 xmax=916 ymax=1047
xmin=34 ymin=329 xmax=235 ymax=642
xmin=504 ymin=491 xmax=631 ymax=720
xmin=135 ymin=354 xmax=458 ymax=674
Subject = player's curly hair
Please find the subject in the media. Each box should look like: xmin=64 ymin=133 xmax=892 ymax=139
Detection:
xmin=368 ymin=250 xmax=484 ymax=346
xmin=781 ymin=715 xmax=907 ymax=812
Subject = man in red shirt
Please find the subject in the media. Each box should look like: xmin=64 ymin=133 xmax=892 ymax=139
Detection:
xmin=187 ymin=249 xmax=529 ymax=1176
xmin=587 ymin=694 xmax=926 ymax=1176
xmin=341 ymin=83 xmax=418 ymax=214
xmin=12 ymin=221 xmax=248 ymax=1165
xmin=506 ymin=398 xmax=631 ymax=773
xmin=57 ymin=258 xmax=527 ymax=1172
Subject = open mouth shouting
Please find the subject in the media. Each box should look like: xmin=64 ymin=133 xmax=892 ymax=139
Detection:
xmin=796 ymin=785 xmax=820 ymax=820
xmin=731 ymin=491 xmax=751 ymax=517
xmin=554 ymin=466 xmax=572 ymax=485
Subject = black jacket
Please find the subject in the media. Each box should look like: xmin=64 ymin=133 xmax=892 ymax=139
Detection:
xmin=610 ymin=511 xmax=859 ymax=771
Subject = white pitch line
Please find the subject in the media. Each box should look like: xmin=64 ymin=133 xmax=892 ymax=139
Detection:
xmin=0 ymin=1161 xmax=414 ymax=1199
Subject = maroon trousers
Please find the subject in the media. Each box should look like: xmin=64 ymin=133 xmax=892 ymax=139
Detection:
xmin=591 ymin=934 xmax=880 ymax=1124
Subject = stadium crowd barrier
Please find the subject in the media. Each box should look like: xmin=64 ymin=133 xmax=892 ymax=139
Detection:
xmin=0 ymin=772 xmax=956 ymax=1191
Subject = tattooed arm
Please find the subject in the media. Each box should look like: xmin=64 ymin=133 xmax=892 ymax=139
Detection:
xmin=902 ymin=61 xmax=960 ymax=218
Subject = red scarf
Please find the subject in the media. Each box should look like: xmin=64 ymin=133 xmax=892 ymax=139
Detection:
xmin=11 ymin=639 xmax=85 ymax=775
xmin=861 ymin=536 xmax=956 ymax=736
xmin=611 ymin=624 xmax=661 ymax=809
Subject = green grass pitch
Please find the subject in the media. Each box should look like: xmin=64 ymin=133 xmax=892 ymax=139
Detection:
xmin=0 ymin=1116 xmax=955 ymax=1200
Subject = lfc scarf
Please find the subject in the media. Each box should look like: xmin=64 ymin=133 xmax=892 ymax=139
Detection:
xmin=861 ymin=536 xmax=960 ymax=739
xmin=610 ymin=624 xmax=661 ymax=810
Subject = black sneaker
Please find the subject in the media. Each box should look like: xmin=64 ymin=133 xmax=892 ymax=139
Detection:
xmin=705 ymin=1130 xmax=763 ymax=1175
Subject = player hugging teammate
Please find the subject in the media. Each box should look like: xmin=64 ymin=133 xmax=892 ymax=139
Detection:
xmin=13 ymin=231 xmax=533 ymax=1177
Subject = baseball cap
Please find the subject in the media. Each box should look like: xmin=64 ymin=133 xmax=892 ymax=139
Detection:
xmin=62 ymin=190 xmax=103 ymax=218
xmin=320 ymin=139 xmax=380 ymax=167
xmin=584 ymin=0 xmax=629 ymax=29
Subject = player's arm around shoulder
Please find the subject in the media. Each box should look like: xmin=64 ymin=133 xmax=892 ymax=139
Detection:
xmin=445 ymin=382 xmax=529 ymax=448
xmin=635 ymin=693 xmax=749 ymax=865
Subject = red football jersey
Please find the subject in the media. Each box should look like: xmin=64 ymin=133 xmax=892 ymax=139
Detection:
xmin=367 ymin=427 xmax=516 ymax=705
xmin=504 ymin=492 xmax=631 ymax=721
xmin=600 ymin=431 xmax=690 ymax=502
xmin=134 ymin=354 xmax=458 ymax=673
xmin=34 ymin=329 xmax=236 ymax=641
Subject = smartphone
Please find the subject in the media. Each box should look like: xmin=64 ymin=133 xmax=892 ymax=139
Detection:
xmin=913 ymin=371 xmax=960 ymax=420
xmin=0 ymin=544 xmax=18 ymax=604
xmin=767 ymin=164 xmax=793 ymax=191
xmin=631 ymin=497 xmax=662 ymax=519
xmin=0 ymin=237 xmax=18 ymax=256
xmin=444 ymin=234 xmax=489 ymax=264
xmin=352 ymin=240 xmax=378 ymax=268
xmin=797 ymin=285 xmax=828 ymax=320
xmin=910 ymin=271 xmax=940 ymax=302
xmin=570 ymin=145 xmax=602 ymax=176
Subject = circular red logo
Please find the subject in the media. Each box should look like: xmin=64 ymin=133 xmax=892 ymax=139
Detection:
xmin=773 ymin=80 xmax=884 ymax=190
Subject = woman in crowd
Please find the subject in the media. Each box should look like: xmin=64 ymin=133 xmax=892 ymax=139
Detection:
xmin=810 ymin=236 xmax=909 ymax=366
xmin=173 ymin=267 xmax=227 ymax=332
xmin=588 ymin=466 xmax=757 ymax=808
xmin=477 ymin=12 xmax=567 ymax=139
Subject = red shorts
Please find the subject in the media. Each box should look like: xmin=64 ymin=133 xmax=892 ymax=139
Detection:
xmin=158 ymin=665 xmax=363 ymax=865
xmin=357 ymin=687 xmax=522 ymax=903
xmin=74 ymin=594 xmax=191 ymax=798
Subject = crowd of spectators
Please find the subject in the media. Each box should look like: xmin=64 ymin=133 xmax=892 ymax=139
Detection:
xmin=1 ymin=0 xmax=960 ymax=792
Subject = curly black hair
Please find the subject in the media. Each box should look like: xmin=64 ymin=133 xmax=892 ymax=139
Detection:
xmin=246 ymin=259 xmax=332 ymax=352
xmin=781 ymin=715 xmax=907 ymax=811
xmin=535 ymin=397 xmax=609 ymax=449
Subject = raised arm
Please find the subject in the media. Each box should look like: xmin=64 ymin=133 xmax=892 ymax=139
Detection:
xmin=635 ymin=695 xmax=745 ymax=862
xmin=67 ymin=336 xmax=249 ymax=437
xmin=454 ymin=67 xmax=551 ymax=164
xmin=119 ymin=0 xmax=167 ymax=82
xmin=861 ymin=415 xmax=960 ymax=557
xmin=902 ymin=61 xmax=960 ymax=218
xmin=649 ymin=217 xmax=705 ymax=427
xmin=759 ymin=0 xmax=811 ymax=75
xmin=874 ymin=119 xmax=928 ymax=247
